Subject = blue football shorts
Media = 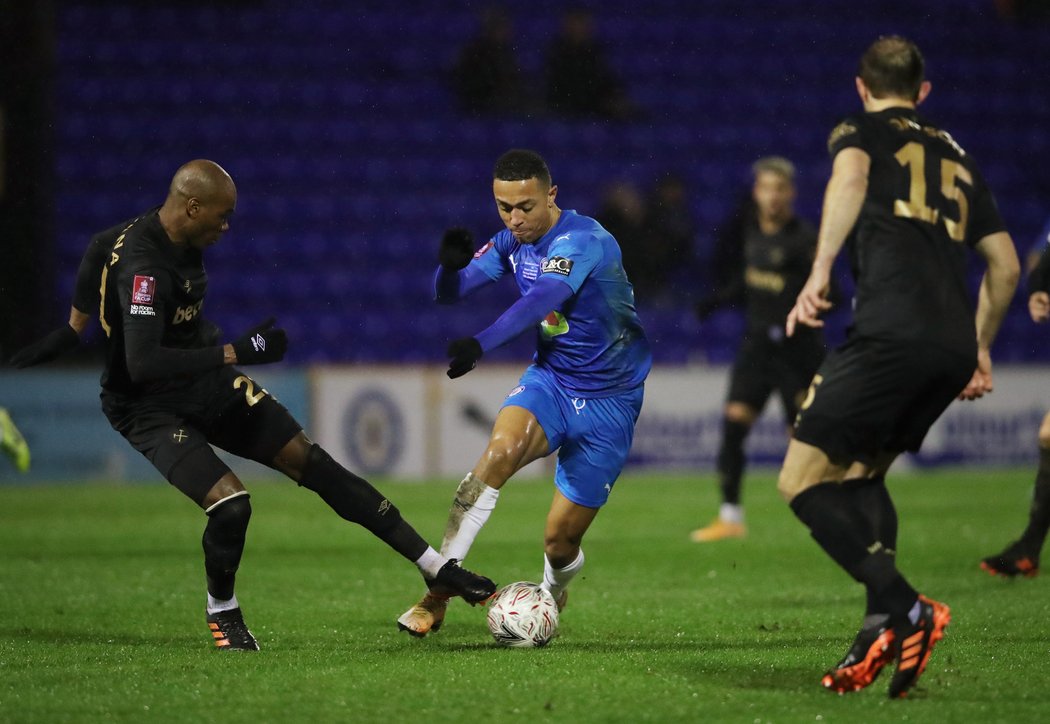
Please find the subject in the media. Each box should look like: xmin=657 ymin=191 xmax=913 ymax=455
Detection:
xmin=500 ymin=364 xmax=644 ymax=509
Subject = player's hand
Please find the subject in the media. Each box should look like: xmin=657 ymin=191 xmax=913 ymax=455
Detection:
xmin=8 ymin=325 xmax=80 ymax=368
xmin=959 ymin=347 xmax=994 ymax=400
xmin=786 ymin=266 xmax=833 ymax=337
xmin=232 ymin=317 xmax=287 ymax=365
xmin=439 ymin=227 xmax=475 ymax=270
xmin=447 ymin=337 xmax=482 ymax=379
xmin=1029 ymin=291 xmax=1050 ymax=323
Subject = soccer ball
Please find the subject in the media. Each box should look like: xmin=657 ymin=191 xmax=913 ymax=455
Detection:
xmin=486 ymin=581 xmax=559 ymax=648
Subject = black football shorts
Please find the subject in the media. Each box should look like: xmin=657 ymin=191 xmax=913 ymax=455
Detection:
xmin=727 ymin=331 xmax=825 ymax=424
xmin=103 ymin=367 xmax=302 ymax=505
xmin=793 ymin=336 xmax=974 ymax=467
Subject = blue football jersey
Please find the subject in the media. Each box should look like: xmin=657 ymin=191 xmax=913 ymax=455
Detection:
xmin=471 ymin=210 xmax=652 ymax=396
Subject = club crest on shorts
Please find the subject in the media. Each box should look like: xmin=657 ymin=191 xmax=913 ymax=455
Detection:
xmin=172 ymin=429 xmax=189 ymax=443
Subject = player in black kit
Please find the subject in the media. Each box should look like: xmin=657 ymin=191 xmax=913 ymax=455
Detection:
xmin=9 ymin=160 xmax=495 ymax=650
xmin=778 ymin=38 xmax=1019 ymax=698
xmin=980 ymin=243 xmax=1050 ymax=578
xmin=691 ymin=157 xmax=824 ymax=542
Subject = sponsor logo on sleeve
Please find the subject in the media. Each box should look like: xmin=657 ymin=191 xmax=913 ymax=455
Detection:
xmin=473 ymin=241 xmax=494 ymax=259
xmin=826 ymin=121 xmax=858 ymax=153
xmin=541 ymin=256 xmax=573 ymax=276
xmin=132 ymin=275 xmax=156 ymax=305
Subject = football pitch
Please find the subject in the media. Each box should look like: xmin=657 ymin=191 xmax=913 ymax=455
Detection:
xmin=2 ymin=469 xmax=1048 ymax=723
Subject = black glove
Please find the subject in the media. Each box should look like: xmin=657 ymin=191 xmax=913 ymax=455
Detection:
xmin=447 ymin=337 xmax=482 ymax=379
xmin=9 ymin=325 xmax=80 ymax=368
xmin=232 ymin=317 xmax=287 ymax=365
xmin=439 ymin=227 xmax=475 ymax=270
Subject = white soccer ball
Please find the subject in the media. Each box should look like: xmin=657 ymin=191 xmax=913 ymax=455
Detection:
xmin=486 ymin=581 xmax=559 ymax=648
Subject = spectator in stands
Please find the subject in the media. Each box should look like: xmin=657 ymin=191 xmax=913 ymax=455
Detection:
xmin=451 ymin=8 xmax=524 ymax=115
xmin=638 ymin=172 xmax=697 ymax=287
xmin=597 ymin=180 xmax=648 ymax=292
xmin=544 ymin=8 xmax=634 ymax=119
xmin=597 ymin=174 xmax=697 ymax=305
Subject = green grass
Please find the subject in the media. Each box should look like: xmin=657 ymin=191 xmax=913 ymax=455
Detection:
xmin=1 ymin=469 xmax=1048 ymax=723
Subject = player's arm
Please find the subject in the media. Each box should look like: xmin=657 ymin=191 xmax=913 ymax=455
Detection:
xmin=123 ymin=274 xmax=286 ymax=383
xmin=787 ymin=148 xmax=869 ymax=336
xmin=124 ymin=317 xmax=287 ymax=382
xmin=959 ymin=231 xmax=1020 ymax=400
xmin=8 ymin=236 xmax=108 ymax=367
xmin=434 ymin=228 xmax=502 ymax=304
xmin=446 ymin=277 xmax=574 ymax=378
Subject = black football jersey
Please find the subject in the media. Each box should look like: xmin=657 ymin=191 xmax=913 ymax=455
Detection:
xmin=73 ymin=210 xmax=214 ymax=398
xmin=742 ymin=216 xmax=818 ymax=336
xmin=828 ymin=107 xmax=1006 ymax=354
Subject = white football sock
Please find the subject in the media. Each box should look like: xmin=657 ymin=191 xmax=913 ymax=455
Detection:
xmin=414 ymin=546 xmax=446 ymax=579
xmin=443 ymin=478 xmax=500 ymax=562
xmin=541 ymin=548 xmax=585 ymax=600
xmin=206 ymin=593 xmax=240 ymax=615
xmin=719 ymin=502 xmax=744 ymax=524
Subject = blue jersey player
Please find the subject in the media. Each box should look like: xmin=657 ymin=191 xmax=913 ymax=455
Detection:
xmin=397 ymin=149 xmax=652 ymax=637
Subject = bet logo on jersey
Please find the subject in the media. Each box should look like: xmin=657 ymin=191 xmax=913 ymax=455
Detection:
xmin=541 ymin=256 xmax=573 ymax=276
xmin=172 ymin=300 xmax=203 ymax=325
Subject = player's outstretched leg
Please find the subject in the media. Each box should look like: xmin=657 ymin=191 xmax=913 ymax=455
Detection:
xmin=0 ymin=408 xmax=31 ymax=473
xmin=397 ymin=472 xmax=501 ymax=637
xmin=295 ymin=444 xmax=495 ymax=602
xmin=202 ymin=491 xmax=258 ymax=651
xmin=886 ymin=596 xmax=951 ymax=699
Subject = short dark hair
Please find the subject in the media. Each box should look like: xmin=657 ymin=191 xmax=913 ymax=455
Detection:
xmin=858 ymin=36 xmax=925 ymax=101
xmin=493 ymin=149 xmax=551 ymax=187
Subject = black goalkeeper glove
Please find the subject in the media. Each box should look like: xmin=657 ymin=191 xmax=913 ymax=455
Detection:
xmin=446 ymin=337 xmax=482 ymax=379
xmin=439 ymin=227 xmax=475 ymax=270
xmin=9 ymin=325 xmax=80 ymax=368
xmin=232 ymin=317 xmax=287 ymax=365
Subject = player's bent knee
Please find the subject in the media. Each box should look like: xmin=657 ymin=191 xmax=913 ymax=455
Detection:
xmin=299 ymin=443 xmax=402 ymax=533
xmin=724 ymin=403 xmax=757 ymax=426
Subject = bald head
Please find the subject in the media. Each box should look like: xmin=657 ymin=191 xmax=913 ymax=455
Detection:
xmin=159 ymin=159 xmax=237 ymax=249
xmin=168 ymin=159 xmax=235 ymax=203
